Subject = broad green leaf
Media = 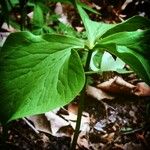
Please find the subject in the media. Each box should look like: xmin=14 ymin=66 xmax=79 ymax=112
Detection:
xmin=97 ymin=29 xmax=150 ymax=84
xmin=76 ymin=3 xmax=150 ymax=49
xmin=76 ymin=3 xmax=115 ymax=49
xmin=0 ymin=32 xmax=85 ymax=124
xmin=56 ymin=23 xmax=78 ymax=36
xmin=78 ymin=1 xmax=99 ymax=15
xmin=90 ymin=50 xmax=103 ymax=71
xmin=96 ymin=44 xmax=150 ymax=85
xmin=33 ymin=3 xmax=44 ymax=27
xmin=102 ymin=16 xmax=150 ymax=38
xmin=101 ymin=52 xmax=125 ymax=72
xmin=90 ymin=51 xmax=129 ymax=74
xmin=99 ymin=30 xmax=150 ymax=58
xmin=32 ymin=25 xmax=55 ymax=35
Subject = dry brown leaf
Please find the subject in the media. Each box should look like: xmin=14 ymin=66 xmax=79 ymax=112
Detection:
xmin=101 ymin=132 xmax=115 ymax=143
xmin=133 ymin=82 xmax=150 ymax=96
xmin=61 ymin=111 xmax=90 ymax=132
xmin=123 ymin=142 xmax=143 ymax=150
xmin=86 ymin=85 xmax=114 ymax=100
xmin=68 ymin=102 xmax=78 ymax=115
xmin=1 ymin=23 xmax=16 ymax=32
xmin=55 ymin=2 xmax=69 ymax=24
xmin=27 ymin=114 xmax=51 ymax=134
xmin=56 ymin=125 xmax=74 ymax=137
xmin=45 ymin=111 xmax=69 ymax=135
xmin=114 ymin=143 xmax=124 ymax=149
xmin=97 ymin=76 xmax=135 ymax=95
xmin=75 ymin=27 xmax=84 ymax=32
xmin=77 ymin=131 xmax=89 ymax=150
xmin=0 ymin=32 xmax=10 ymax=47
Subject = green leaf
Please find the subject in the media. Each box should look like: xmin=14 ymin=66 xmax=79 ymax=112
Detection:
xmin=76 ymin=3 xmax=115 ymax=49
xmin=33 ymin=3 xmax=44 ymax=27
xmin=10 ymin=0 xmax=19 ymax=6
xmin=56 ymin=23 xmax=78 ymax=36
xmin=78 ymin=1 xmax=99 ymax=15
xmin=100 ymin=52 xmax=125 ymax=73
xmin=90 ymin=51 xmax=129 ymax=74
xmin=0 ymin=32 xmax=85 ymax=124
xmin=99 ymin=30 xmax=150 ymax=58
xmin=96 ymin=44 xmax=150 ymax=85
xmin=90 ymin=50 xmax=103 ymax=71
xmin=102 ymin=16 xmax=150 ymax=38
xmin=97 ymin=29 xmax=150 ymax=84
xmin=32 ymin=25 xmax=55 ymax=35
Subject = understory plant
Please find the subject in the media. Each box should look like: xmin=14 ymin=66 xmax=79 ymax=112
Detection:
xmin=0 ymin=0 xmax=150 ymax=148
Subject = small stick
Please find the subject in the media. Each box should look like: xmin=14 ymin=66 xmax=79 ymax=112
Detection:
xmin=23 ymin=118 xmax=39 ymax=134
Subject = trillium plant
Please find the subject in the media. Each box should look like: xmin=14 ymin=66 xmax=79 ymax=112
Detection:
xmin=0 ymin=0 xmax=150 ymax=148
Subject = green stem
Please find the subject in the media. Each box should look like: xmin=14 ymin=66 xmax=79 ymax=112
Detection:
xmin=70 ymin=50 xmax=92 ymax=150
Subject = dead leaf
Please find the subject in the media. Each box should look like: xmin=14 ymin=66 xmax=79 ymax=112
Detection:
xmin=55 ymin=2 xmax=69 ymax=24
xmin=0 ymin=32 xmax=10 ymax=47
xmin=45 ymin=111 xmax=69 ymax=135
xmin=133 ymin=82 xmax=150 ymax=96
xmin=61 ymin=111 xmax=90 ymax=132
xmin=101 ymin=132 xmax=115 ymax=143
xmin=97 ymin=76 xmax=135 ymax=95
xmin=114 ymin=143 xmax=124 ymax=149
xmin=68 ymin=102 xmax=78 ymax=115
xmin=56 ymin=125 xmax=74 ymax=137
xmin=1 ymin=23 xmax=16 ymax=32
xmin=75 ymin=27 xmax=84 ymax=32
xmin=123 ymin=142 xmax=143 ymax=150
xmin=77 ymin=131 xmax=89 ymax=150
xmin=86 ymin=85 xmax=114 ymax=100
xmin=27 ymin=114 xmax=51 ymax=134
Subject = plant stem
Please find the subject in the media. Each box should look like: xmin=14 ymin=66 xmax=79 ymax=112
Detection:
xmin=70 ymin=50 xmax=92 ymax=150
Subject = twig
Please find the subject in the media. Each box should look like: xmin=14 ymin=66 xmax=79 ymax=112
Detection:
xmin=23 ymin=118 xmax=39 ymax=134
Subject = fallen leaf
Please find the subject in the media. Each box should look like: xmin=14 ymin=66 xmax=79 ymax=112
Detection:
xmin=27 ymin=114 xmax=51 ymax=134
xmin=86 ymin=85 xmax=114 ymax=100
xmin=1 ymin=23 xmax=16 ymax=32
xmin=68 ymin=102 xmax=78 ymax=115
xmin=133 ymin=82 xmax=150 ymax=96
xmin=101 ymin=132 xmax=115 ymax=142
xmin=123 ymin=142 xmax=143 ymax=150
xmin=77 ymin=131 xmax=89 ymax=150
xmin=0 ymin=32 xmax=10 ymax=47
xmin=94 ymin=119 xmax=107 ymax=132
xmin=97 ymin=76 xmax=135 ymax=95
xmin=75 ymin=27 xmax=84 ymax=32
xmin=56 ymin=125 xmax=74 ymax=137
xmin=114 ymin=143 xmax=124 ymax=149
xmin=61 ymin=111 xmax=90 ymax=132
xmin=55 ymin=2 xmax=69 ymax=24
xmin=45 ymin=111 xmax=69 ymax=135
